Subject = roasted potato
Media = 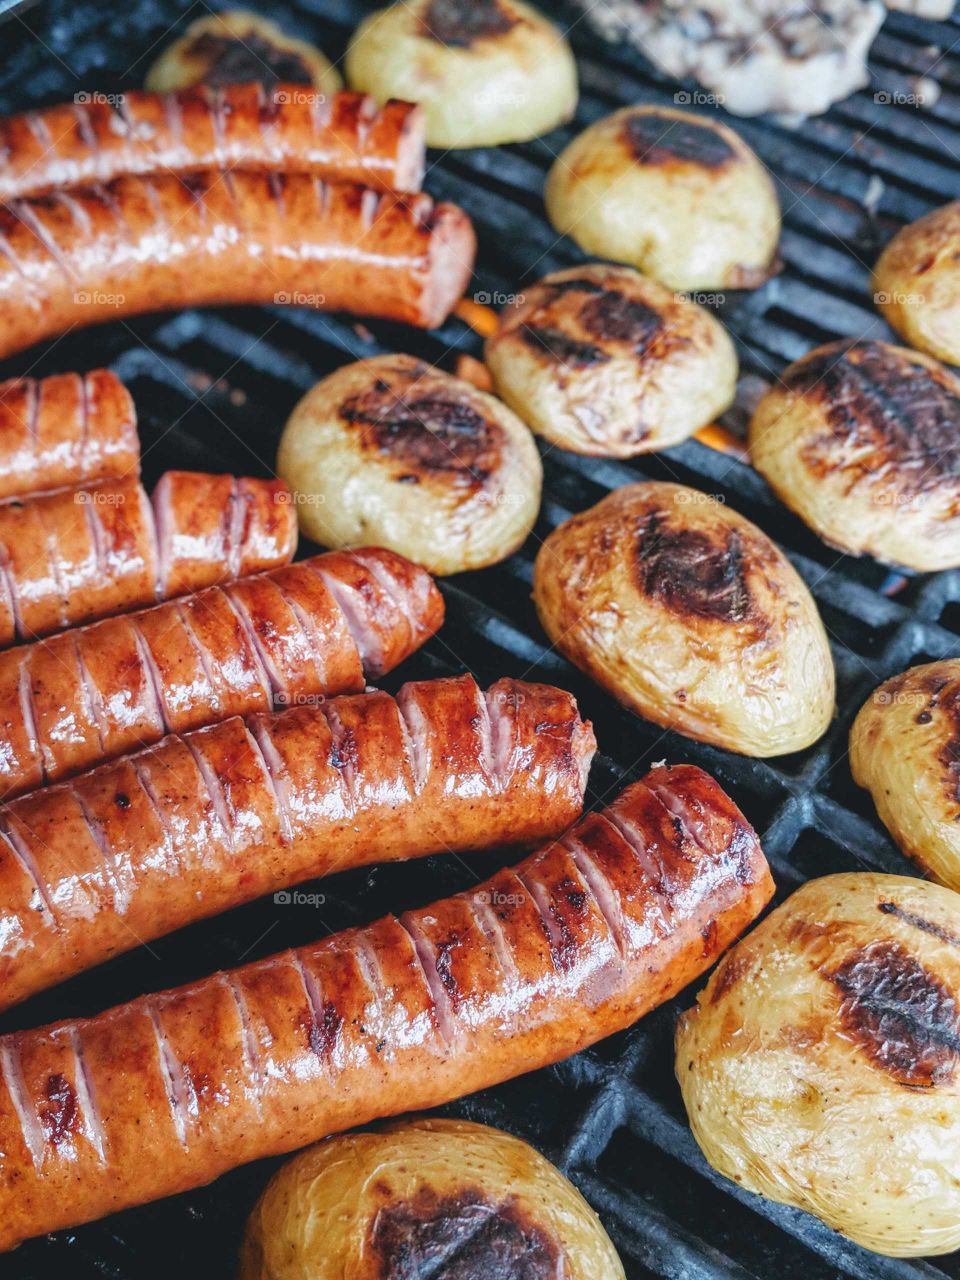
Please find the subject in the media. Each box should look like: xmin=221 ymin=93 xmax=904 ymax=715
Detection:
xmin=276 ymin=354 xmax=542 ymax=575
xmin=749 ymin=339 xmax=960 ymax=571
xmin=145 ymin=10 xmax=342 ymax=94
xmin=873 ymin=201 xmax=960 ymax=366
xmin=851 ymin=660 xmax=960 ymax=891
xmin=533 ymin=482 xmax=834 ymax=756
xmin=544 ymin=106 xmax=780 ymax=292
xmin=239 ymin=1118 xmax=626 ymax=1279
xmin=345 ymin=0 xmax=577 ymax=148
xmin=677 ymin=872 xmax=960 ymax=1257
xmin=485 ymin=262 xmax=738 ymax=457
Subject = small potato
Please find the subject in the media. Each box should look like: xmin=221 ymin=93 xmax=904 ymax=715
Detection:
xmin=533 ymin=482 xmax=834 ymax=756
xmin=345 ymin=0 xmax=577 ymax=148
xmin=544 ymin=106 xmax=780 ymax=292
xmin=749 ymin=339 xmax=960 ymax=571
xmin=145 ymin=10 xmax=342 ymax=94
xmin=677 ymin=872 xmax=960 ymax=1257
xmin=276 ymin=354 xmax=542 ymax=575
xmin=851 ymin=660 xmax=960 ymax=891
xmin=485 ymin=262 xmax=738 ymax=457
xmin=239 ymin=1118 xmax=626 ymax=1280
xmin=873 ymin=201 xmax=960 ymax=366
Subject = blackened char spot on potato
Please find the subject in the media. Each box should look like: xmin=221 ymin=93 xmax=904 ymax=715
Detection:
xmin=420 ymin=0 xmax=517 ymax=47
xmin=828 ymin=940 xmax=960 ymax=1087
xmin=578 ymin=290 xmax=663 ymax=353
xmin=624 ymin=111 xmax=735 ymax=168
xmin=788 ymin=342 xmax=960 ymax=499
xmin=369 ymin=1186 xmax=560 ymax=1279
xmin=187 ymin=31 xmax=313 ymax=86
xmin=635 ymin=512 xmax=752 ymax=623
xmin=879 ymin=901 xmax=960 ymax=950
xmin=519 ymin=325 xmax=609 ymax=369
xmin=38 ymin=1073 xmax=79 ymax=1147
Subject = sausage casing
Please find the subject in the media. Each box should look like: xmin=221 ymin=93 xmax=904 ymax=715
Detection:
xmin=0 ymin=86 xmax=426 ymax=200
xmin=0 ymin=369 xmax=138 ymax=500
xmin=0 ymin=763 xmax=771 ymax=1249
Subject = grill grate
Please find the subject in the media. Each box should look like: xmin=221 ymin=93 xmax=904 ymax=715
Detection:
xmin=1 ymin=1 xmax=960 ymax=1276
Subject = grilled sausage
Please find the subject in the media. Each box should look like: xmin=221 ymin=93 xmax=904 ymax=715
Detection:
xmin=0 ymin=471 xmax=295 ymax=645
xmin=0 ymin=174 xmax=475 ymax=360
xmin=0 ymin=86 xmax=426 ymax=200
xmin=0 ymin=370 xmax=138 ymax=500
xmin=0 ymin=547 xmax=442 ymax=800
xmin=0 ymin=762 xmax=771 ymax=1249
xmin=0 ymin=673 xmax=595 ymax=1010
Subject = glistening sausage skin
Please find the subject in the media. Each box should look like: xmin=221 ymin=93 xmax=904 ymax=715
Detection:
xmin=0 ymin=763 xmax=772 ymax=1249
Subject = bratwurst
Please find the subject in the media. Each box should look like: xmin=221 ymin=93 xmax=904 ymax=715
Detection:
xmin=0 ymin=673 xmax=595 ymax=1010
xmin=0 ymin=762 xmax=771 ymax=1249
xmin=0 ymin=547 xmax=442 ymax=800
xmin=0 ymin=85 xmax=426 ymax=200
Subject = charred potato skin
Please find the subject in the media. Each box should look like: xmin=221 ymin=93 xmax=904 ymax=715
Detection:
xmin=239 ymin=1118 xmax=626 ymax=1280
xmin=544 ymin=106 xmax=781 ymax=292
xmin=676 ymin=872 xmax=960 ymax=1258
xmin=276 ymin=353 xmax=542 ymax=575
xmin=851 ymin=661 xmax=960 ymax=891
xmin=145 ymin=10 xmax=343 ymax=94
xmin=532 ymin=482 xmax=834 ymax=757
xmin=873 ymin=201 xmax=960 ymax=366
xmin=345 ymin=0 xmax=577 ymax=148
xmin=485 ymin=262 xmax=738 ymax=457
xmin=748 ymin=339 xmax=960 ymax=571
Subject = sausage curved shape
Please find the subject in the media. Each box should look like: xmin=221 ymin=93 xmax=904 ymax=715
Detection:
xmin=0 ymin=471 xmax=296 ymax=645
xmin=0 ymin=547 xmax=443 ymax=800
xmin=0 ymin=673 xmax=595 ymax=1011
xmin=0 ymin=763 xmax=772 ymax=1249
xmin=0 ymin=85 xmax=426 ymax=199
xmin=0 ymin=369 xmax=138 ymax=500
xmin=0 ymin=174 xmax=476 ymax=359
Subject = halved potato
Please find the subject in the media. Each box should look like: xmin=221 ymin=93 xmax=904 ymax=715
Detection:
xmin=532 ymin=482 xmax=834 ymax=756
xmin=677 ymin=872 xmax=960 ymax=1257
xmin=240 ymin=1118 xmax=626 ymax=1279
xmin=544 ymin=106 xmax=780 ymax=292
xmin=873 ymin=201 xmax=960 ymax=366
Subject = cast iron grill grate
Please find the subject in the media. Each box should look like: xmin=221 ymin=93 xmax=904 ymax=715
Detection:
xmin=0 ymin=1 xmax=959 ymax=1276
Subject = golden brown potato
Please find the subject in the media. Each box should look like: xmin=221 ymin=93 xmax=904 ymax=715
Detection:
xmin=676 ymin=872 xmax=960 ymax=1258
xmin=276 ymin=354 xmax=542 ymax=575
xmin=873 ymin=201 xmax=960 ymax=366
xmin=748 ymin=339 xmax=960 ymax=572
xmin=544 ymin=106 xmax=780 ymax=292
xmin=239 ymin=1118 xmax=626 ymax=1280
xmin=485 ymin=262 xmax=738 ymax=457
xmin=345 ymin=0 xmax=577 ymax=148
xmin=851 ymin=660 xmax=960 ymax=891
xmin=533 ymin=482 xmax=834 ymax=756
xmin=145 ymin=10 xmax=342 ymax=94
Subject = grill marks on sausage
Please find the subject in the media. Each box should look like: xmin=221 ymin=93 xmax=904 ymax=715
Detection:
xmin=369 ymin=1187 xmax=561 ymax=1280
xmin=624 ymin=111 xmax=736 ymax=168
xmin=185 ymin=31 xmax=313 ymax=86
xmin=828 ymin=941 xmax=960 ymax=1087
xmin=635 ymin=511 xmax=753 ymax=623
xmin=38 ymin=1072 xmax=78 ymax=1147
xmin=420 ymin=0 xmax=517 ymax=46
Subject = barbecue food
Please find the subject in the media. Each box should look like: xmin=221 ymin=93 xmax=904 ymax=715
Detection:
xmin=145 ymin=10 xmax=342 ymax=95
xmin=0 ymin=763 xmax=772 ymax=1250
xmin=573 ymin=1 xmax=886 ymax=118
xmin=485 ymin=262 xmax=738 ymax=456
xmin=851 ymin=660 xmax=960 ymax=890
xmin=346 ymin=0 xmax=577 ymax=148
xmin=0 ymin=471 xmax=295 ymax=645
xmin=277 ymin=354 xmax=542 ymax=574
xmin=0 ymin=369 xmax=137 ymax=500
xmin=545 ymin=106 xmax=780 ymax=291
xmin=533 ymin=482 xmax=835 ymax=756
xmin=239 ymin=1118 xmax=627 ymax=1279
xmin=748 ymin=340 xmax=960 ymax=571
xmin=677 ymin=872 xmax=960 ymax=1257
xmin=0 ymin=547 xmax=442 ymax=800
xmin=0 ymin=86 xmax=425 ymax=200
xmin=0 ymin=175 xmax=475 ymax=360
xmin=873 ymin=201 xmax=960 ymax=366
